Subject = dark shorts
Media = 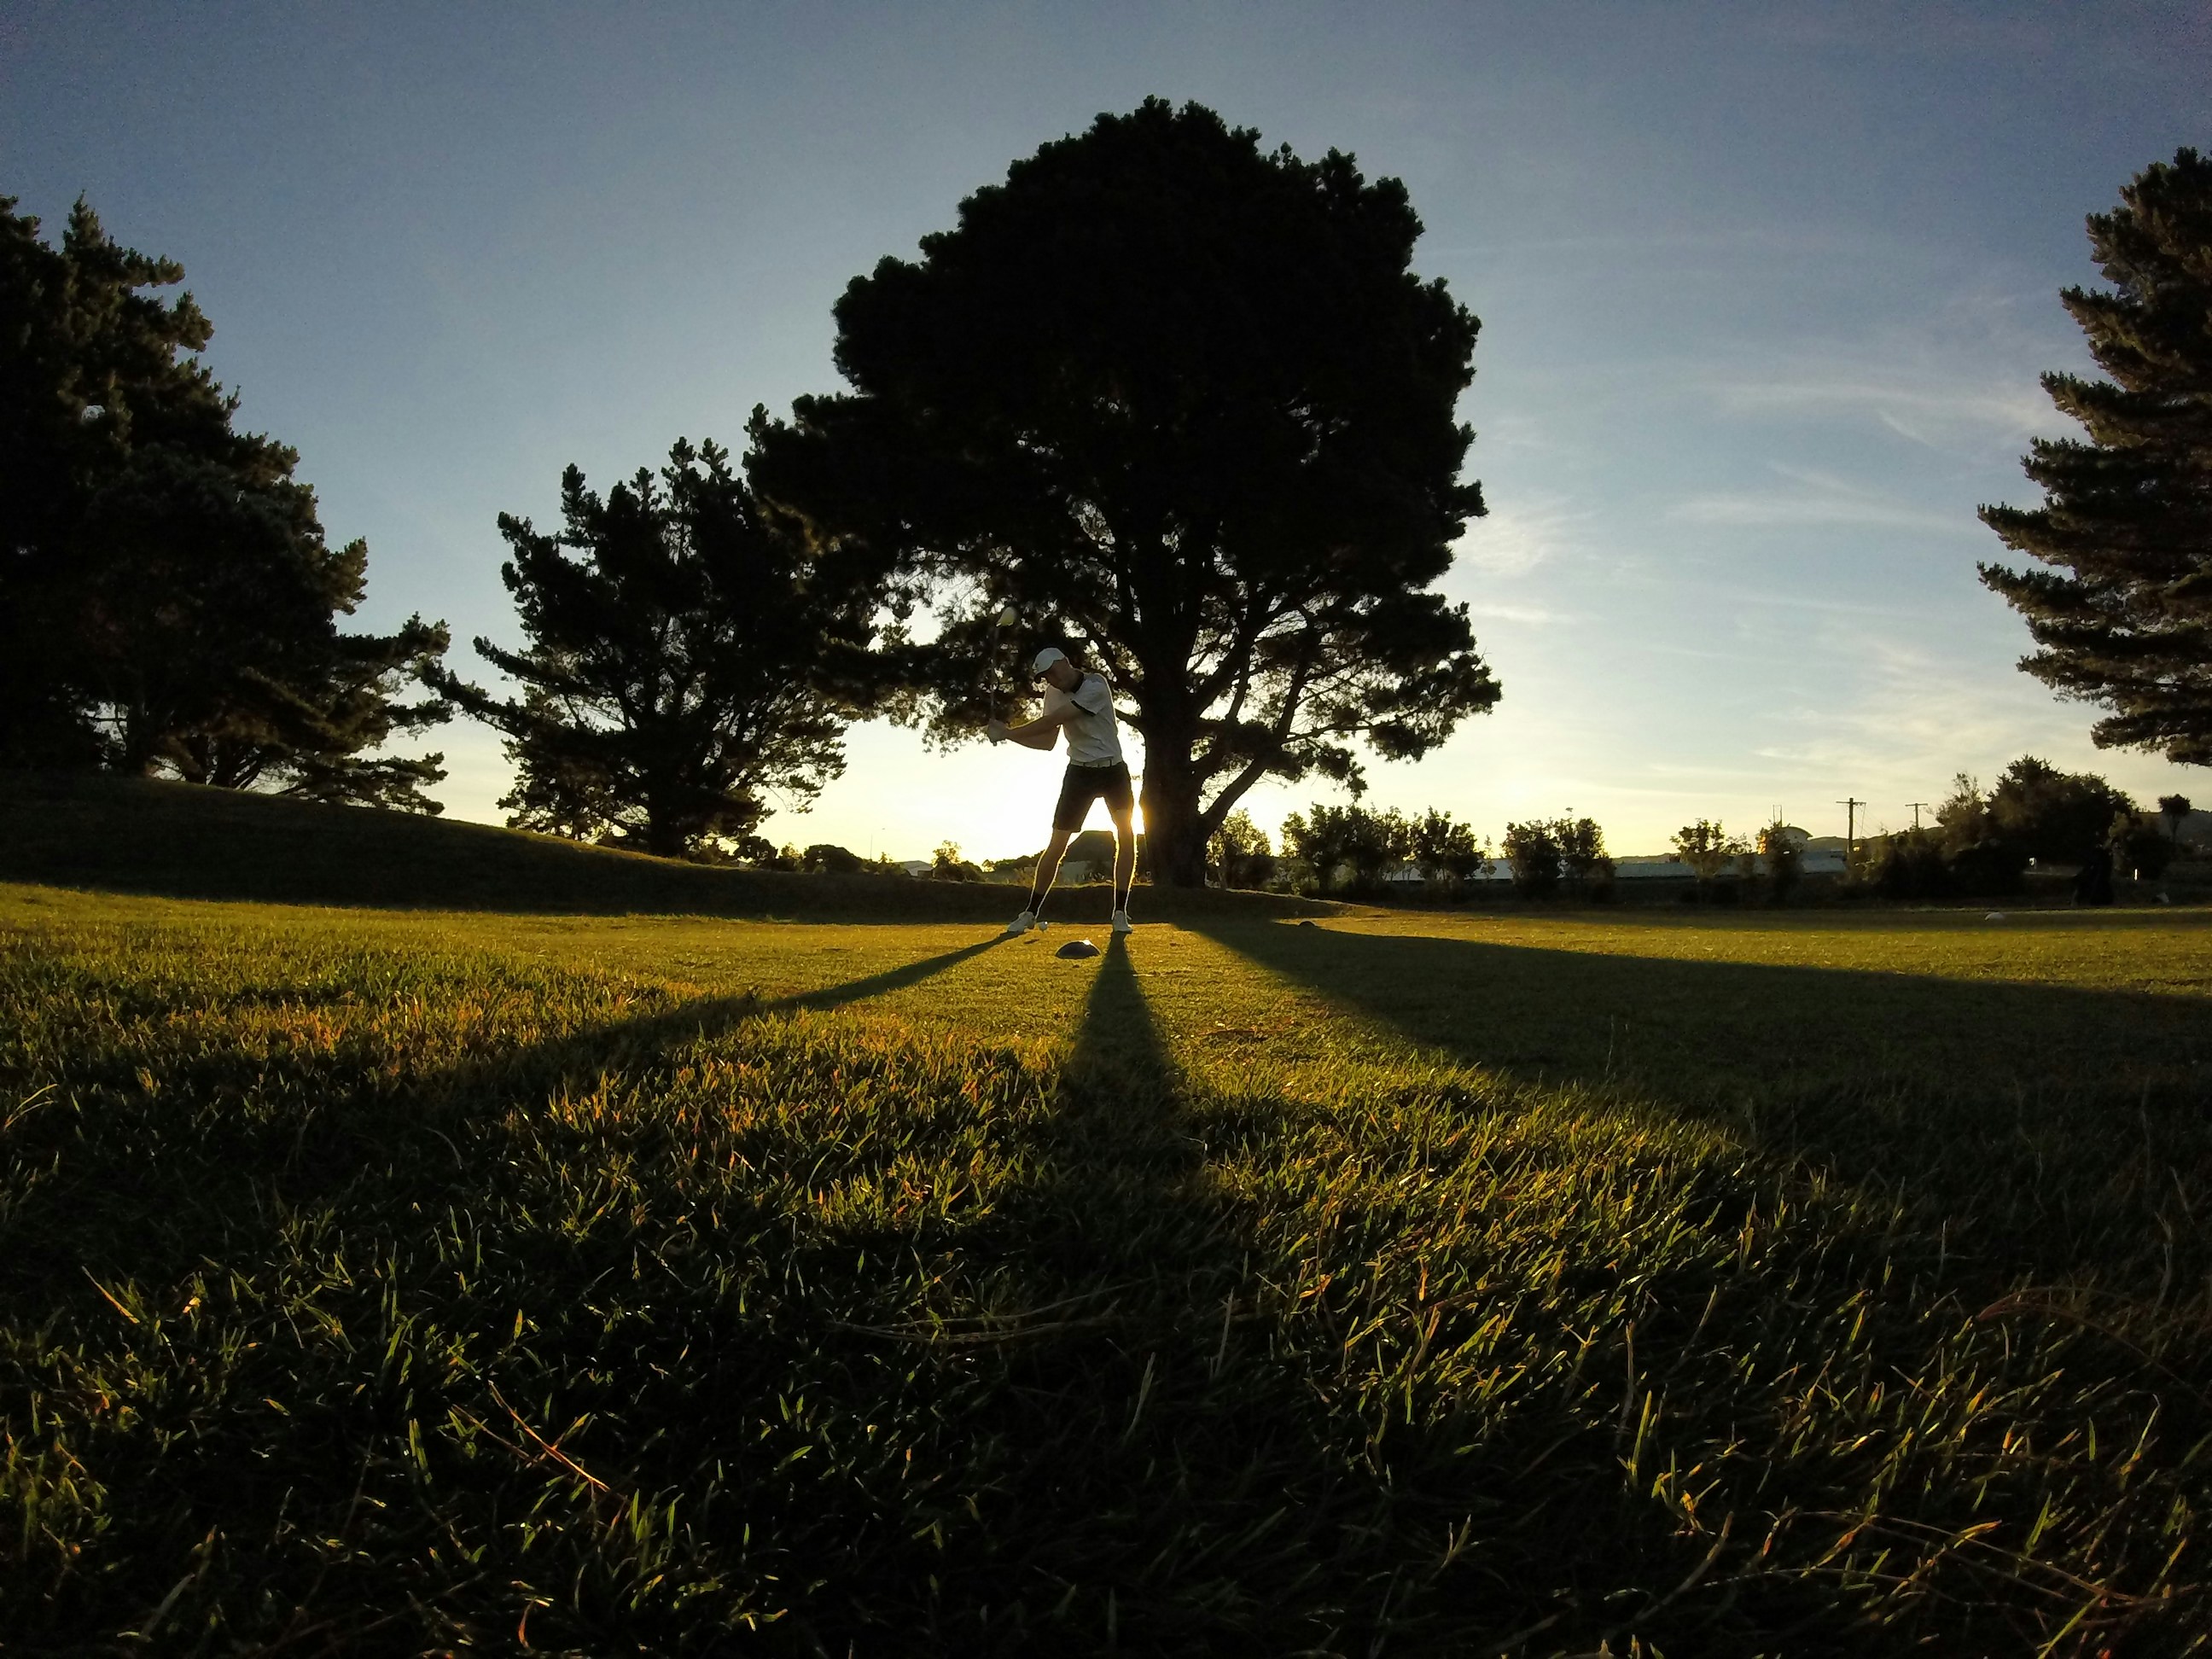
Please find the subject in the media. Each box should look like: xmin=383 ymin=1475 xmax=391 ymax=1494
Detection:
xmin=1053 ymin=760 xmax=1134 ymax=833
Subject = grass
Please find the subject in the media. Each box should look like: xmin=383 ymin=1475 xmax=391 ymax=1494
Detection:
xmin=3 ymin=783 xmax=2210 ymax=1653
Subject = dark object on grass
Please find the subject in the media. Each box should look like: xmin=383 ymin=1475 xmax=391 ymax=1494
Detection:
xmin=2073 ymin=844 xmax=2116 ymax=906
xmin=1298 ymin=919 xmax=1318 ymax=928
xmin=1057 ymin=939 xmax=1101 ymax=958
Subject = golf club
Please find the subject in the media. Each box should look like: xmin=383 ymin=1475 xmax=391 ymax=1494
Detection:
xmin=987 ymin=604 xmax=1016 ymax=725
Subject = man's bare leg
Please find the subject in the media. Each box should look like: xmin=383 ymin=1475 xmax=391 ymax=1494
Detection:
xmin=1109 ymin=806 xmax=1137 ymax=929
xmin=1023 ymin=828 xmax=1075 ymax=917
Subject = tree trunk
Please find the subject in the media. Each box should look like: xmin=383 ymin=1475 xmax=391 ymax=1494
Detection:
xmin=1138 ymin=750 xmax=1210 ymax=888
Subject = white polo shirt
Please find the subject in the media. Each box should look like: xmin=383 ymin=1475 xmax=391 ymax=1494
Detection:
xmin=1043 ymin=673 xmax=1124 ymax=766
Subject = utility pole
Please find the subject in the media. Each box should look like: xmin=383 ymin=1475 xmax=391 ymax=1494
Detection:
xmin=1837 ymin=797 xmax=1864 ymax=864
xmin=1907 ymin=801 xmax=1930 ymax=830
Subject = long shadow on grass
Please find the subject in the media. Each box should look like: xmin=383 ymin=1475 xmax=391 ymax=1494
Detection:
xmin=898 ymin=934 xmax=1823 ymax=1653
xmin=0 ymin=936 xmax=1011 ymax=1312
xmin=902 ymin=934 xmax=1420 ymax=1648
xmin=483 ymin=934 xmax=1013 ymax=1086
xmin=1188 ymin=917 xmax=2212 ymax=1290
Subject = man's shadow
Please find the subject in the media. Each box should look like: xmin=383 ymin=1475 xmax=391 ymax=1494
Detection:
xmin=864 ymin=934 xmax=1772 ymax=1652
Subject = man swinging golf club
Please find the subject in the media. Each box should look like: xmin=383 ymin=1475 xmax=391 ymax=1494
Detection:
xmin=987 ymin=646 xmax=1136 ymax=936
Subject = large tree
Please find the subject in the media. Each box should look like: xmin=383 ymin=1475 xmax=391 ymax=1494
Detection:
xmin=750 ymin=99 xmax=1499 ymax=884
xmin=1980 ymin=148 xmax=2212 ymax=765
xmin=0 ymin=195 xmax=451 ymax=806
xmin=439 ymin=438 xmax=877 ymax=859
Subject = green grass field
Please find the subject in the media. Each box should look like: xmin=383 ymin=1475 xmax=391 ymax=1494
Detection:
xmin=4 ymin=791 xmax=2211 ymax=1653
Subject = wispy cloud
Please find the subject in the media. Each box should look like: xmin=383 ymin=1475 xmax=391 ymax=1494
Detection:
xmin=1464 ymin=600 xmax=1574 ymax=626
xmin=1452 ymin=493 xmax=1590 ymax=577
xmin=1668 ymin=464 xmax=1978 ymax=536
xmin=1708 ymin=371 xmax=2055 ymax=446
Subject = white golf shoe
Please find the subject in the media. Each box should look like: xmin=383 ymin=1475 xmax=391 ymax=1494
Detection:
xmin=1110 ymin=909 xmax=1133 ymax=934
xmin=1003 ymin=910 xmax=1038 ymax=936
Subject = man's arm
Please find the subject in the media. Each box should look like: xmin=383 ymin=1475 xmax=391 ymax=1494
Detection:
xmin=988 ymin=707 xmax=1074 ymax=751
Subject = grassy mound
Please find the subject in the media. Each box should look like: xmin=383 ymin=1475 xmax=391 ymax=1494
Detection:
xmin=0 ymin=771 xmax=1325 ymax=922
xmin=3 ymin=890 xmax=2208 ymax=1652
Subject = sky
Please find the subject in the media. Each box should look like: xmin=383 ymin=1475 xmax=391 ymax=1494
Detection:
xmin=5 ymin=1 xmax=2208 ymax=859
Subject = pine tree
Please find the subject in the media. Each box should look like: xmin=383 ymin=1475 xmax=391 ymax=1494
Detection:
xmin=439 ymin=439 xmax=878 ymax=859
xmin=1980 ymin=148 xmax=2212 ymax=765
xmin=0 ymin=196 xmax=451 ymax=805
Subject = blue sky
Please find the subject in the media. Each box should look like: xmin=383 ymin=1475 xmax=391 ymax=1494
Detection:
xmin=6 ymin=2 xmax=2207 ymax=857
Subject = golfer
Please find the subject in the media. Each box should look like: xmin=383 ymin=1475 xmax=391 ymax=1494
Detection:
xmin=987 ymin=646 xmax=1136 ymax=936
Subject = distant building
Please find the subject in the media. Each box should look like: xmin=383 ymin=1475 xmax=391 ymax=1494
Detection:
xmin=1611 ymin=849 xmax=1846 ymax=880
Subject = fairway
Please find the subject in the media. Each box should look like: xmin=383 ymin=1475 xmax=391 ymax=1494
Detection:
xmin=4 ymin=886 xmax=2210 ymax=1654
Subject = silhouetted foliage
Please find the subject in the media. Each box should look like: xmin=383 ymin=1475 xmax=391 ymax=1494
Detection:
xmin=1979 ymin=148 xmax=2212 ymax=767
xmin=1408 ymin=809 xmax=1492 ymax=897
xmin=1757 ymin=821 xmax=1805 ymax=900
xmin=1552 ymin=815 xmax=1612 ymax=897
xmin=1671 ymin=820 xmax=1748 ymax=888
xmin=1984 ymin=755 xmax=2137 ymax=863
xmin=1344 ymin=807 xmax=1412 ymax=894
xmin=802 ymin=843 xmax=866 ymax=875
xmin=1871 ymin=828 xmax=1954 ymax=899
xmin=0 ymin=196 xmax=450 ymax=806
xmin=750 ymin=99 xmax=1499 ymax=886
xmin=1499 ymin=819 xmax=1563 ymax=898
xmin=931 ymin=841 xmax=982 ymax=882
xmin=1924 ymin=772 xmax=2031 ymax=894
xmin=2111 ymin=812 xmax=2175 ymax=880
xmin=437 ymin=439 xmax=879 ymax=859
xmin=2159 ymin=794 xmax=2193 ymax=841
xmin=1282 ymin=803 xmax=1407 ymax=896
xmin=1209 ymin=808 xmax=1274 ymax=890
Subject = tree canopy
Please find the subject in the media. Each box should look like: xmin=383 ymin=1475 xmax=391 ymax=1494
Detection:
xmin=1980 ymin=148 xmax=2212 ymax=767
xmin=0 ymin=196 xmax=450 ymax=807
xmin=438 ymin=439 xmax=879 ymax=859
xmin=1935 ymin=756 xmax=2138 ymax=869
xmin=750 ymin=99 xmax=1499 ymax=884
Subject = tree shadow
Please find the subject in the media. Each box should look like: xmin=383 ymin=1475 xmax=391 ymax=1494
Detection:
xmin=3 ymin=936 xmax=1012 ymax=1313
xmin=1186 ymin=918 xmax=2212 ymax=1288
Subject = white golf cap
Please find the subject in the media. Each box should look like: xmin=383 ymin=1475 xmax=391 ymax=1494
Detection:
xmin=1030 ymin=646 xmax=1068 ymax=676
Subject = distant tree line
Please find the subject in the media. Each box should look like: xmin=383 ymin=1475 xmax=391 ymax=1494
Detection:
xmin=1863 ymin=756 xmax=2186 ymax=899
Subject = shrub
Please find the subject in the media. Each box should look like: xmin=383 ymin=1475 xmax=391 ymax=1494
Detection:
xmin=1947 ymin=839 xmax=2029 ymax=896
xmin=931 ymin=841 xmax=982 ymax=882
xmin=2113 ymin=812 xmax=2175 ymax=880
xmin=1987 ymin=756 xmax=2137 ymax=864
xmin=1873 ymin=829 xmax=1953 ymax=899
xmin=1672 ymin=820 xmax=1747 ymax=895
xmin=1409 ymin=809 xmax=1492 ymax=899
xmin=1282 ymin=804 xmax=1406 ymax=897
xmin=1209 ymin=810 xmax=1274 ymax=890
xmin=1500 ymin=820 xmax=1562 ymax=897
xmin=1757 ymin=821 xmax=1804 ymax=901
xmin=1556 ymin=816 xmax=1610 ymax=897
